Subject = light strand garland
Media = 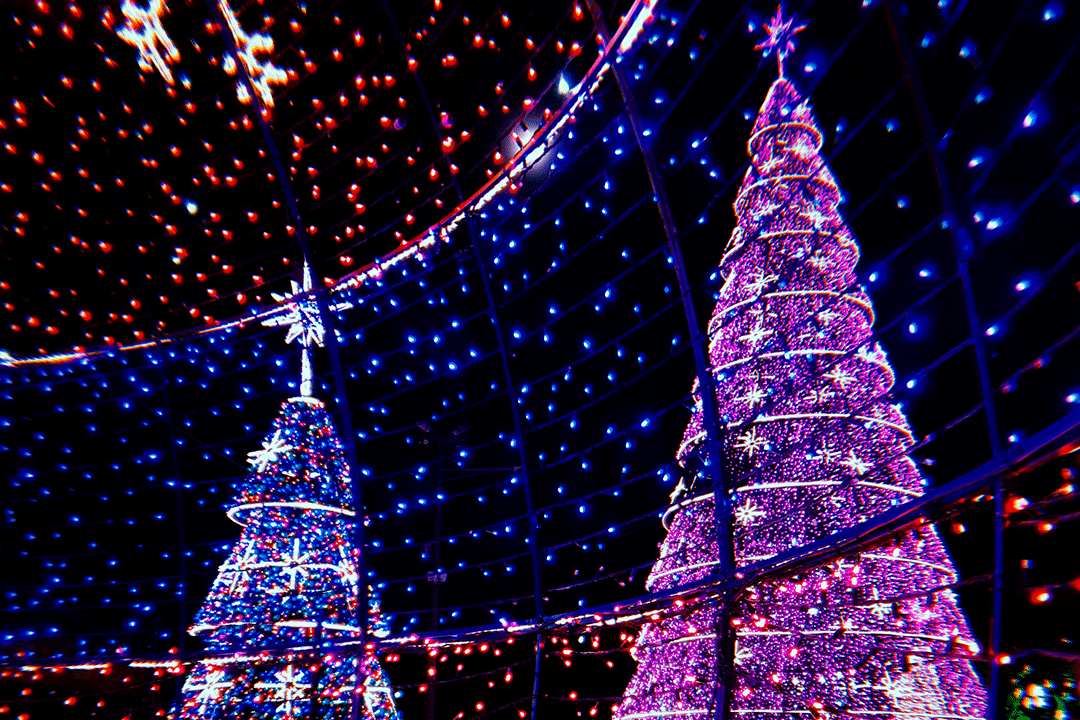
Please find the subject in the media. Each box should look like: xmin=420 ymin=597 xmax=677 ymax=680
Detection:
xmin=614 ymin=10 xmax=987 ymax=719
xmin=115 ymin=0 xmax=180 ymax=85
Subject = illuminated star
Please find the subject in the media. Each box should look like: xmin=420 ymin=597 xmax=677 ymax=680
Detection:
xmin=336 ymin=546 xmax=359 ymax=589
xmin=223 ymin=539 xmax=260 ymax=595
xmin=116 ymin=0 xmax=180 ymax=85
xmin=787 ymin=134 xmax=818 ymax=160
xmin=734 ymin=385 xmax=768 ymax=409
xmin=754 ymin=5 xmax=808 ymax=77
xmin=744 ymin=271 xmax=779 ymax=297
xmin=217 ymin=0 xmax=289 ymax=109
xmin=254 ymin=664 xmax=311 ymax=715
xmin=751 ymin=200 xmax=783 ymax=222
xmin=734 ymin=427 xmax=769 ymax=458
xmin=841 ymin=450 xmax=872 ymax=476
xmin=246 ymin=429 xmax=294 ymax=472
xmin=803 ymin=207 xmax=830 ymax=230
xmin=262 ymin=262 xmax=352 ymax=396
xmin=808 ymin=249 xmax=833 ymax=270
xmin=738 ymin=319 xmax=774 ymax=347
xmin=874 ymin=667 xmax=918 ymax=705
xmin=263 ymin=263 xmax=350 ymax=349
xmin=824 ymin=366 xmax=856 ymax=388
xmin=734 ymin=498 xmax=767 ymax=527
xmin=277 ymin=537 xmax=313 ymax=590
xmin=813 ymin=440 xmax=840 ymax=465
xmin=758 ymin=154 xmax=786 ymax=176
xmin=184 ymin=666 xmax=232 ymax=712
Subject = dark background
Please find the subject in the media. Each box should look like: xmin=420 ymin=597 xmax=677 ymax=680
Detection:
xmin=2 ymin=0 xmax=1079 ymax=717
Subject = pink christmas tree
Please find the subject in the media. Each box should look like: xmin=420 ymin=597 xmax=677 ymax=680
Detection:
xmin=615 ymin=11 xmax=987 ymax=718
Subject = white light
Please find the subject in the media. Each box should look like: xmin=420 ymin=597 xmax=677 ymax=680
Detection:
xmin=558 ymin=75 xmax=570 ymax=94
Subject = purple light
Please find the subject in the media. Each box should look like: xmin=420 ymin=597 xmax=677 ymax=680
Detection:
xmin=615 ymin=73 xmax=985 ymax=719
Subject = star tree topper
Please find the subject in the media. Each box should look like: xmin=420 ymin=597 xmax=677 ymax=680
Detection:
xmin=754 ymin=5 xmax=807 ymax=77
xmin=262 ymin=263 xmax=352 ymax=397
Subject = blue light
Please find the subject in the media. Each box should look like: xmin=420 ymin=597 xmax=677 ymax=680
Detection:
xmin=803 ymin=62 xmax=816 ymax=73
xmin=1014 ymin=280 xmax=1030 ymax=291
xmin=920 ymin=31 xmax=935 ymax=48
xmin=1066 ymin=393 xmax=1078 ymax=404
xmin=974 ymin=88 xmax=992 ymax=104
xmin=1023 ymin=111 xmax=1038 ymax=128
xmin=985 ymin=325 xmax=999 ymax=336
xmin=908 ymin=323 xmax=918 ymax=334
xmin=959 ymin=39 xmax=976 ymax=58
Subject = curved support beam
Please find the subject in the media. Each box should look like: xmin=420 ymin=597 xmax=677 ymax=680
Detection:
xmin=881 ymin=4 xmax=1006 ymax=717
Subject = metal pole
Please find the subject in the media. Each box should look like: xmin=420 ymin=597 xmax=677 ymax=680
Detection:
xmin=202 ymin=4 xmax=369 ymax=718
xmin=881 ymin=4 xmax=1006 ymax=716
xmin=378 ymin=4 xmax=547 ymax=717
xmin=583 ymin=3 xmax=734 ymax=718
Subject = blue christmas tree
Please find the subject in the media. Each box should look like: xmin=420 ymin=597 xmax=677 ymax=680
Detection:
xmin=173 ymin=266 xmax=400 ymax=720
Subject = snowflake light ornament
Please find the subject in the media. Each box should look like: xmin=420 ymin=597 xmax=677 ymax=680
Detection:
xmin=262 ymin=263 xmax=352 ymax=396
xmin=217 ymin=0 xmax=289 ymax=109
xmin=246 ymin=428 xmax=294 ymax=472
xmin=182 ymin=667 xmax=232 ymax=713
xmin=754 ymin=5 xmax=807 ymax=77
xmin=254 ymin=664 xmax=311 ymax=716
xmin=116 ymin=0 xmax=180 ymax=84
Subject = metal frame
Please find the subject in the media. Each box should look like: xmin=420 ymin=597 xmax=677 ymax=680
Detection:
xmin=377 ymin=5 xmax=548 ymax=719
xmin=97 ymin=2 xmax=1049 ymax=718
